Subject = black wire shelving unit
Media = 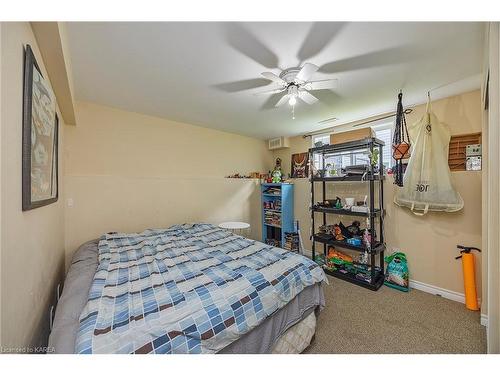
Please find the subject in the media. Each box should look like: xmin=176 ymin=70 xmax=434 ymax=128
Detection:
xmin=309 ymin=137 xmax=386 ymax=291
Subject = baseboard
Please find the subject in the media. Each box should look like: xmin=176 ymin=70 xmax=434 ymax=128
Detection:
xmin=481 ymin=314 xmax=488 ymax=328
xmin=410 ymin=279 xmax=466 ymax=304
xmin=410 ymin=279 xmax=488 ymax=327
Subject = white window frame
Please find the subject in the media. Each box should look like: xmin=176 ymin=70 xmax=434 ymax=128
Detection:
xmin=310 ymin=124 xmax=393 ymax=170
xmin=372 ymin=122 xmax=394 ymax=169
xmin=311 ymin=133 xmax=331 ymax=148
xmin=311 ymin=133 xmax=330 ymax=170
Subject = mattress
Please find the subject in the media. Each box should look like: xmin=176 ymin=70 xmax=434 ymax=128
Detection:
xmin=271 ymin=310 xmax=317 ymax=354
xmin=49 ymin=237 xmax=324 ymax=354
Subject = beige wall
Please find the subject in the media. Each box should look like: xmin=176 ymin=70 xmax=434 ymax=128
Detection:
xmin=273 ymin=90 xmax=483 ymax=301
xmin=64 ymin=101 xmax=272 ymax=265
xmin=0 ymin=22 xmax=66 ymax=349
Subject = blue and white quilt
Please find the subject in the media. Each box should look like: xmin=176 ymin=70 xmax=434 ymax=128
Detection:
xmin=75 ymin=223 xmax=325 ymax=354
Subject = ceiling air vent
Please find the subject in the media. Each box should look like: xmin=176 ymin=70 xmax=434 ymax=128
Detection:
xmin=268 ymin=137 xmax=290 ymax=150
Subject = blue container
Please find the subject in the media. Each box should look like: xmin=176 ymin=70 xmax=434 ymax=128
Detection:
xmin=347 ymin=237 xmax=362 ymax=246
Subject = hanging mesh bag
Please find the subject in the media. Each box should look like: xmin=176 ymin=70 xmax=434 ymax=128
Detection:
xmin=394 ymin=100 xmax=464 ymax=215
xmin=392 ymin=92 xmax=411 ymax=187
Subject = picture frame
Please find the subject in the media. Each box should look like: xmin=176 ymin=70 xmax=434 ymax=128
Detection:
xmin=291 ymin=152 xmax=309 ymax=178
xmin=22 ymin=44 xmax=59 ymax=211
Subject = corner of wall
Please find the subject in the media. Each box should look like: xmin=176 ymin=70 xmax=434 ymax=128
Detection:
xmin=31 ymin=22 xmax=76 ymax=126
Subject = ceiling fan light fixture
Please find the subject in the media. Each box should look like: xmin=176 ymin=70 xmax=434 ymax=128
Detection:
xmin=261 ymin=63 xmax=335 ymax=114
xmin=288 ymin=85 xmax=298 ymax=107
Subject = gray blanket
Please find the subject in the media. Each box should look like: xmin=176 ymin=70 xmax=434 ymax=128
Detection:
xmin=49 ymin=239 xmax=324 ymax=354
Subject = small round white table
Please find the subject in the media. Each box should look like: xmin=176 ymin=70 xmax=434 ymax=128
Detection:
xmin=218 ymin=221 xmax=250 ymax=236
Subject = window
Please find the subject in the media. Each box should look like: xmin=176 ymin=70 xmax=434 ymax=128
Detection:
xmin=311 ymin=133 xmax=330 ymax=147
xmin=311 ymin=134 xmax=330 ymax=171
xmin=311 ymin=126 xmax=393 ymax=171
xmin=373 ymin=124 xmax=393 ymax=169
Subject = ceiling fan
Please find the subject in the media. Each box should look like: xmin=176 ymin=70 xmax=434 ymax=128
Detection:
xmin=217 ymin=23 xmax=410 ymax=116
xmin=255 ymin=63 xmax=338 ymax=109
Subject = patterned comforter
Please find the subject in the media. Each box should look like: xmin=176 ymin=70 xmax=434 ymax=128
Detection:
xmin=75 ymin=223 xmax=325 ymax=354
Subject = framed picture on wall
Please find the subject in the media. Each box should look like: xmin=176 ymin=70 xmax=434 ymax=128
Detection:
xmin=291 ymin=152 xmax=309 ymax=178
xmin=22 ymin=44 xmax=59 ymax=211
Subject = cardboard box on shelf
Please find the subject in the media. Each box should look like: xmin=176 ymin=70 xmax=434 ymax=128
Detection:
xmin=330 ymin=128 xmax=375 ymax=145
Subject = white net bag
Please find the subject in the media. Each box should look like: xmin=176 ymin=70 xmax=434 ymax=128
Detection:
xmin=394 ymin=101 xmax=464 ymax=215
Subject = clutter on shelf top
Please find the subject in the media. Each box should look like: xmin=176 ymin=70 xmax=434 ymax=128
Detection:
xmin=226 ymin=172 xmax=263 ymax=179
xmin=312 ymin=195 xmax=376 ymax=216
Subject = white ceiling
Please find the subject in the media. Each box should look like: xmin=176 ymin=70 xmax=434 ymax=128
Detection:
xmin=65 ymin=22 xmax=484 ymax=139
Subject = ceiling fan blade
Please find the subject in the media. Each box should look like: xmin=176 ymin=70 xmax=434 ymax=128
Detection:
xmin=312 ymin=89 xmax=341 ymax=106
xmin=260 ymin=92 xmax=288 ymax=110
xmin=319 ymin=46 xmax=414 ymax=74
xmin=307 ymin=79 xmax=338 ymax=91
xmin=225 ymin=23 xmax=279 ymax=69
xmin=297 ymin=22 xmax=346 ymax=62
xmin=252 ymin=87 xmax=287 ymax=96
xmin=295 ymin=63 xmax=319 ymax=83
xmin=262 ymin=72 xmax=287 ymax=86
xmin=275 ymin=94 xmax=291 ymax=107
xmin=214 ymin=78 xmax=271 ymax=93
xmin=299 ymin=90 xmax=319 ymax=105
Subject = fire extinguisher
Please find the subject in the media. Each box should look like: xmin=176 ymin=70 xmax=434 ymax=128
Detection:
xmin=455 ymin=245 xmax=481 ymax=311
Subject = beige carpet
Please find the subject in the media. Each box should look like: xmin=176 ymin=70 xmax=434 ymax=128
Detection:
xmin=304 ymin=276 xmax=487 ymax=354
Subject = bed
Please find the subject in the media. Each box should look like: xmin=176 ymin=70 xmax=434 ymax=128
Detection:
xmin=48 ymin=223 xmax=326 ymax=354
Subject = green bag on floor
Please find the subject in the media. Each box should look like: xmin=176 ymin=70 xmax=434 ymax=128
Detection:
xmin=384 ymin=252 xmax=409 ymax=292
